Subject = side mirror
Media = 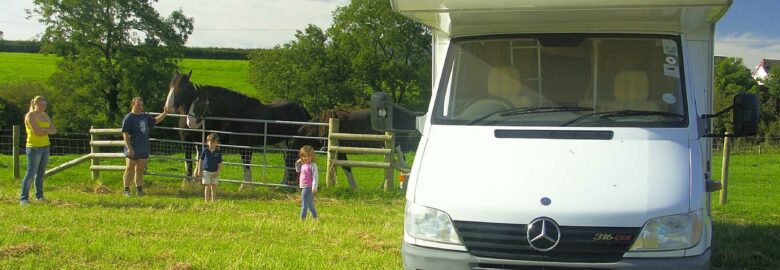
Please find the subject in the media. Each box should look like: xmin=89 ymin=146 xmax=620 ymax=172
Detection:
xmin=731 ymin=93 xmax=759 ymax=137
xmin=370 ymin=92 xmax=394 ymax=132
xmin=702 ymin=93 xmax=760 ymax=137
xmin=370 ymin=92 xmax=425 ymax=133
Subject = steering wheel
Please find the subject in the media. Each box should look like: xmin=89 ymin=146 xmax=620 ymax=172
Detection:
xmin=461 ymin=97 xmax=515 ymax=118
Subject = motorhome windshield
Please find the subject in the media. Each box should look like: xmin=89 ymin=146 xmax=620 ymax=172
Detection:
xmin=433 ymin=34 xmax=688 ymax=127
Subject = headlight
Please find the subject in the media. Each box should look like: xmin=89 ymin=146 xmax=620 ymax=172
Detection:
xmin=405 ymin=203 xmax=462 ymax=245
xmin=630 ymin=210 xmax=703 ymax=251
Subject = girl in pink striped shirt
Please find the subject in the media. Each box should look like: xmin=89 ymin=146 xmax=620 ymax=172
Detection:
xmin=295 ymin=145 xmax=319 ymax=220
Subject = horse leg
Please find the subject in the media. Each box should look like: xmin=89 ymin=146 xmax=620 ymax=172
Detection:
xmin=239 ymin=149 xmax=254 ymax=191
xmin=281 ymin=147 xmax=299 ymax=186
xmin=182 ymin=145 xmax=193 ymax=188
xmin=340 ymin=153 xmax=358 ymax=189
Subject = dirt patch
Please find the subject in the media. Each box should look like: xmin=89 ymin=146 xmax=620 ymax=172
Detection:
xmin=0 ymin=243 xmax=41 ymax=259
xmin=168 ymin=262 xmax=194 ymax=270
xmin=94 ymin=183 xmax=113 ymax=194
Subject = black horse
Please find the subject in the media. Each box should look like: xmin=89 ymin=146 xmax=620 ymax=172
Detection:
xmin=297 ymin=108 xmax=420 ymax=188
xmin=165 ymin=71 xmax=311 ymax=187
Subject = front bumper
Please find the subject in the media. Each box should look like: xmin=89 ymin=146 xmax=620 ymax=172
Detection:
xmin=402 ymin=242 xmax=710 ymax=270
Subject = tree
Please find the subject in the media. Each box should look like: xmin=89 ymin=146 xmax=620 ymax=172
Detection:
xmin=248 ymin=0 xmax=431 ymax=113
xmin=250 ymin=25 xmax=357 ymax=114
xmin=713 ymin=57 xmax=759 ymax=134
xmin=328 ymin=0 xmax=431 ymax=108
xmin=759 ymin=66 xmax=780 ymax=137
xmin=28 ymin=0 xmax=193 ymax=131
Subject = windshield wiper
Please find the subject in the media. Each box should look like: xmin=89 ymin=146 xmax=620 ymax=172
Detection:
xmin=560 ymin=110 xmax=685 ymax=126
xmin=467 ymin=106 xmax=594 ymax=125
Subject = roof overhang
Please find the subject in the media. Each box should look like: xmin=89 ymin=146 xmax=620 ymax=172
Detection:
xmin=391 ymin=0 xmax=732 ymax=36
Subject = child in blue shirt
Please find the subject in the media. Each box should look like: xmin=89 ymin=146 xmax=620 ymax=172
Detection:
xmin=195 ymin=133 xmax=222 ymax=202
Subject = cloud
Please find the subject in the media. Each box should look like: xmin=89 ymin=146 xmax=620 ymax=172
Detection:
xmin=715 ymin=32 xmax=780 ymax=69
xmin=153 ymin=0 xmax=349 ymax=48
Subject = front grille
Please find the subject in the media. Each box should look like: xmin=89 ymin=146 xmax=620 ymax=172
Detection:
xmin=473 ymin=264 xmax=611 ymax=270
xmin=454 ymin=221 xmax=639 ymax=263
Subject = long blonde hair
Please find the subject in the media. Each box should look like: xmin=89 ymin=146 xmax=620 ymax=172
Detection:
xmin=299 ymin=145 xmax=316 ymax=162
xmin=28 ymin=96 xmax=46 ymax=113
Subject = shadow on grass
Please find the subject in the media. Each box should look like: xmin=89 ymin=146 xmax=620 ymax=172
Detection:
xmin=711 ymin=221 xmax=780 ymax=269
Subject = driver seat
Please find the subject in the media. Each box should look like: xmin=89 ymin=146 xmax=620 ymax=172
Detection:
xmin=487 ymin=66 xmax=534 ymax=107
xmin=603 ymin=70 xmax=660 ymax=111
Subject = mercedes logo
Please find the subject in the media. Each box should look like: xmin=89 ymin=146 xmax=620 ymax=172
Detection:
xmin=527 ymin=217 xmax=561 ymax=252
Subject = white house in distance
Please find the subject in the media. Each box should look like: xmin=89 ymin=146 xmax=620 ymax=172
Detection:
xmin=752 ymin=59 xmax=780 ymax=85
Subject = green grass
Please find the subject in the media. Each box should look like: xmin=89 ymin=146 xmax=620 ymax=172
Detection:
xmin=0 ymin=52 xmax=58 ymax=85
xmin=1 ymin=151 xmax=778 ymax=269
xmin=0 ymin=52 xmax=257 ymax=98
xmin=0 ymin=153 xmax=405 ymax=269
xmin=178 ymin=58 xmax=257 ymax=98
xmin=710 ymin=152 xmax=780 ymax=269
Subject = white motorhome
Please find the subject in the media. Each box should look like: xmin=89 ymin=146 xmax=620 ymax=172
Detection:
xmin=370 ymin=0 xmax=760 ymax=269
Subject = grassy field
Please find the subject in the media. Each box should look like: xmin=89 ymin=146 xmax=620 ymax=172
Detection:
xmin=1 ymin=151 xmax=778 ymax=269
xmin=0 ymin=52 xmax=58 ymax=85
xmin=0 ymin=153 xmax=405 ymax=269
xmin=0 ymin=52 xmax=257 ymax=98
xmin=710 ymin=152 xmax=780 ymax=269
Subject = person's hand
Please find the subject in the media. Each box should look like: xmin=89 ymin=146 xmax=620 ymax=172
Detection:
xmin=296 ymin=159 xmax=302 ymax=166
xmin=313 ymin=187 xmax=318 ymax=193
xmin=127 ymin=149 xmax=135 ymax=158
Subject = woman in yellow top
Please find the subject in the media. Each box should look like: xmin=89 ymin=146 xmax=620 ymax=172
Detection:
xmin=20 ymin=96 xmax=57 ymax=205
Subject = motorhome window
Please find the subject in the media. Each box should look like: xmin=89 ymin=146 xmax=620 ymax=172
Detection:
xmin=433 ymin=35 xmax=687 ymax=127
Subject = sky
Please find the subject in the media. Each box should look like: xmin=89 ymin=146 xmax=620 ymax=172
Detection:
xmin=0 ymin=0 xmax=778 ymax=69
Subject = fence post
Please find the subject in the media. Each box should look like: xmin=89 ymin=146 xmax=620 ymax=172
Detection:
xmin=90 ymin=126 xmax=100 ymax=180
xmin=720 ymin=133 xmax=732 ymax=205
xmin=326 ymin=118 xmax=339 ymax=187
xmin=383 ymin=131 xmax=395 ymax=191
xmin=13 ymin=125 xmax=20 ymax=179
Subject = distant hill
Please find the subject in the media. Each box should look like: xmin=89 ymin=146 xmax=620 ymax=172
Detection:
xmin=0 ymin=40 xmax=250 ymax=60
xmin=0 ymin=52 xmax=258 ymax=98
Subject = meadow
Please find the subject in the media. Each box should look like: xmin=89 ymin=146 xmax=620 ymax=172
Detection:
xmin=0 ymin=52 xmax=257 ymax=98
xmin=0 ymin=153 xmax=405 ymax=269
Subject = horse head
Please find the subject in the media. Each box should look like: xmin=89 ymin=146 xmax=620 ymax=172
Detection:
xmin=166 ymin=70 xmax=197 ymax=114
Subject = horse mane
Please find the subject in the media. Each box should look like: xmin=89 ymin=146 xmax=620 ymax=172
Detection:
xmin=194 ymin=84 xmax=262 ymax=107
xmin=318 ymin=108 xmax=355 ymax=135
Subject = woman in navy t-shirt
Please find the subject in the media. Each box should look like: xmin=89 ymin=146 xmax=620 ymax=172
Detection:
xmin=121 ymin=97 xmax=169 ymax=197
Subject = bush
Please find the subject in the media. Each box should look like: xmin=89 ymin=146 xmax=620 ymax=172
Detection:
xmin=0 ymin=40 xmax=42 ymax=53
xmin=0 ymin=81 xmax=52 ymax=129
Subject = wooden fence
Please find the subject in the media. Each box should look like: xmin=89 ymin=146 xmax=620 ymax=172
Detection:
xmin=325 ymin=118 xmax=408 ymax=191
xmin=45 ymin=127 xmax=126 ymax=177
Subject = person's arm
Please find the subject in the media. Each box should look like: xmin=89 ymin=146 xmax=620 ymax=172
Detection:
xmin=193 ymin=160 xmax=202 ymax=178
xmin=43 ymin=113 xmax=57 ymax=135
xmin=214 ymin=152 xmax=222 ymax=178
xmin=295 ymin=159 xmax=302 ymax=173
xmin=25 ymin=113 xmax=46 ymax=136
xmin=123 ymin=132 xmax=134 ymax=158
xmin=154 ymin=107 xmax=169 ymax=124
xmin=312 ymin=163 xmax=319 ymax=192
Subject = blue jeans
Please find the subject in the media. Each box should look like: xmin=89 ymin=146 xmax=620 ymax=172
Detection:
xmin=20 ymin=146 xmax=50 ymax=202
xmin=301 ymin=187 xmax=318 ymax=219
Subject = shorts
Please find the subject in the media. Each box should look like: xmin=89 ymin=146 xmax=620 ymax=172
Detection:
xmin=202 ymin=171 xmax=218 ymax=185
xmin=124 ymin=147 xmax=149 ymax=160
